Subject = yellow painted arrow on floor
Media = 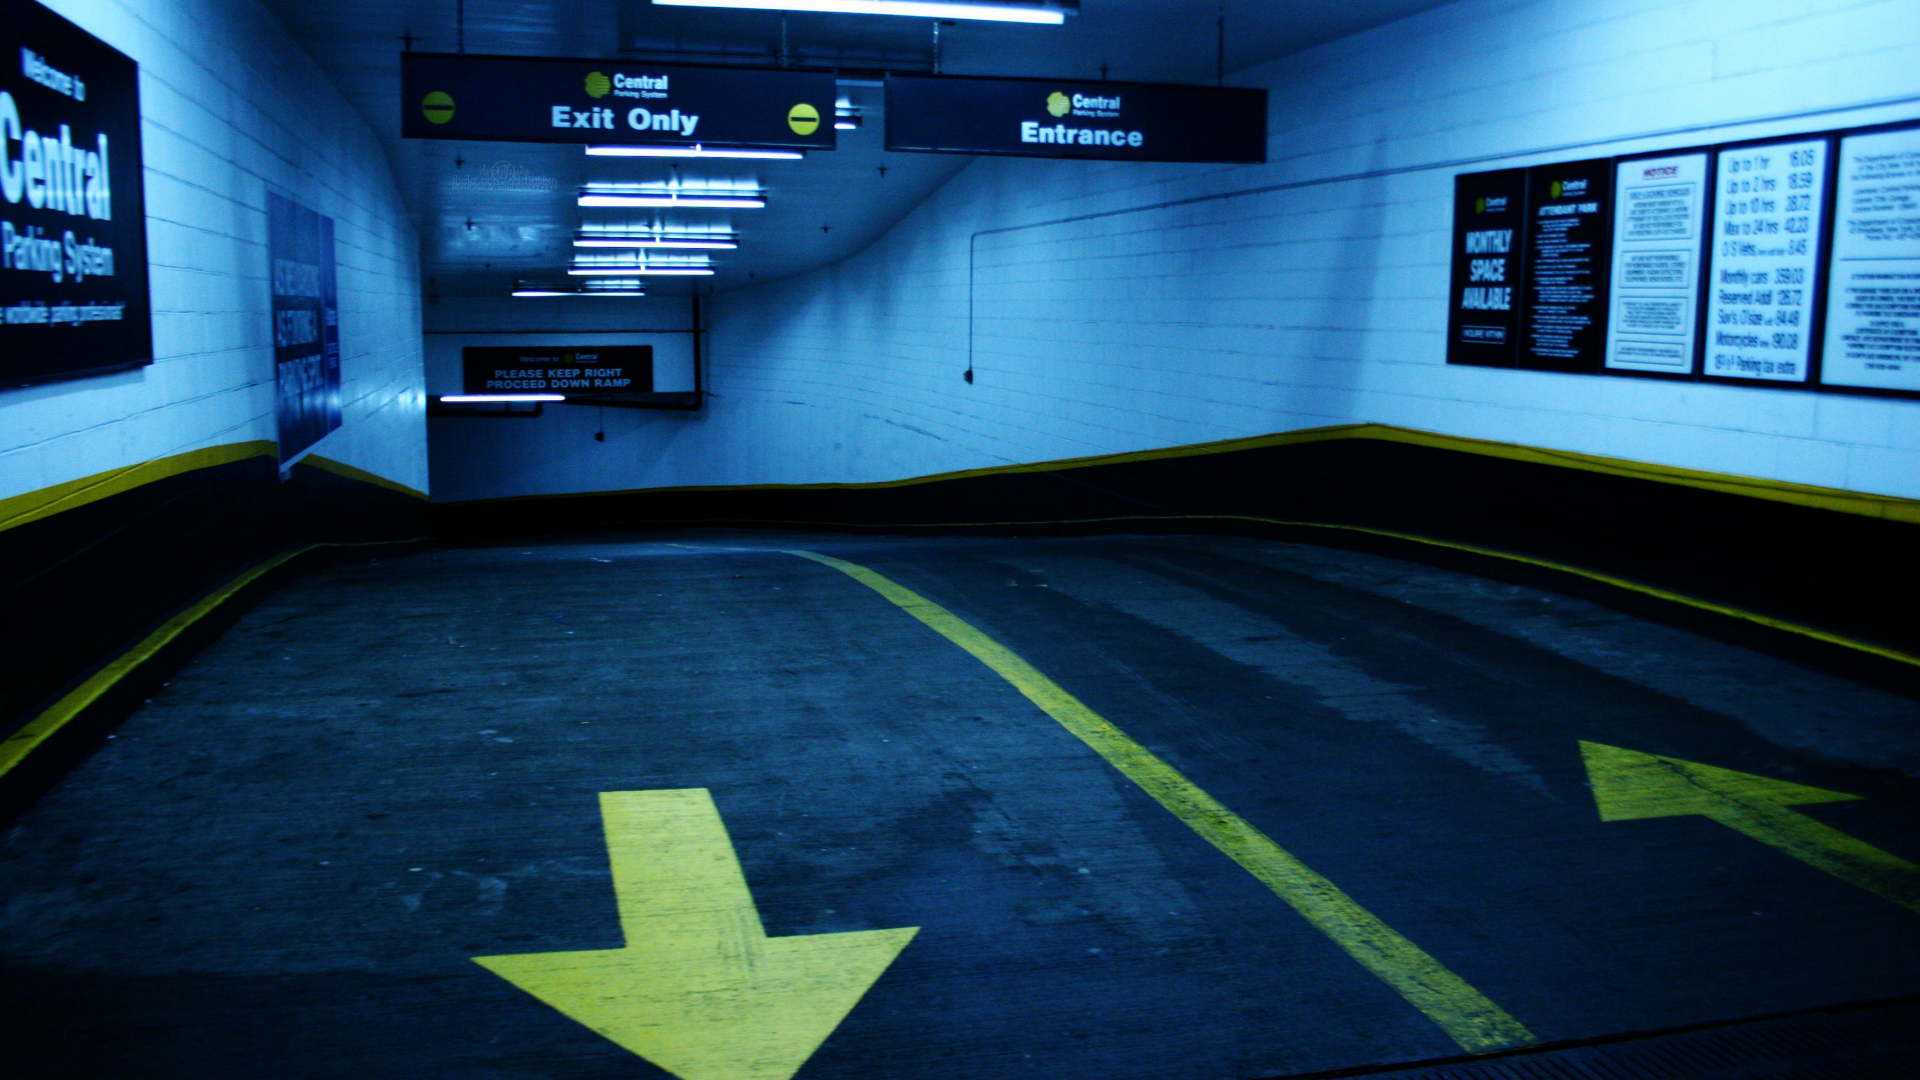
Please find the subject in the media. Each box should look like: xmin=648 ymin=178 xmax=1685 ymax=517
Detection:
xmin=473 ymin=789 xmax=918 ymax=1080
xmin=1580 ymin=741 xmax=1920 ymax=914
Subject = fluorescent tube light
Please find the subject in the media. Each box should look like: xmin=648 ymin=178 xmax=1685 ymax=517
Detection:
xmin=569 ymin=266 xmax=716 ymax=276
xmin=651 ymin=0 xmax=1068 ymax=24
xmin=587 ymin=144 xmax=805 ymax=160
xmin=512 ymin=289 xmax=573 ymax=297
xmin=574 ymin=236 xmax=738 ymax=250
xmin=579 ymin=193 xmax=766 ymax=208
xmin=439 ymin=394 xmax=567 ymax=402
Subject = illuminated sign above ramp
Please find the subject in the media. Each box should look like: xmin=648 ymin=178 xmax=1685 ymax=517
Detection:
xmin=884 ymin=74 xmax=1266 ymax=163
xmin=400 ymin=53 xmax=837 ymax=150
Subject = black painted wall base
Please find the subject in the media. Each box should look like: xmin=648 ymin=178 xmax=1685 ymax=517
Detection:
xmin=431 ymin=437 xmax=1918 ymax=691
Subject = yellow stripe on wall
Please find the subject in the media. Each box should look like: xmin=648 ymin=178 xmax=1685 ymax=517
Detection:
xmin=0 ymin=443 xmax=427 ymax=536
xmin=437 ymin=423 xmax=1920 ymax=526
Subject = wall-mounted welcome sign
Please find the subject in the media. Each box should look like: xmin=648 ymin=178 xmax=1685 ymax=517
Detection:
xmin=1 ymin=0 xmax=151 ymax=389
xmin=463 ymin=345 xmax=653 ymax=394
xmin=885 ymin=74 xmax=1266 ymax=163
xmin=269 ymin=193 xmax=340 ymax=463
xmin=400 ymin=53 xmax=836 ymax=150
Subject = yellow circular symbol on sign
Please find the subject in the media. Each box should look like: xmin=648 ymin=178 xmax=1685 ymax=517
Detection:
xmin=421 ymin=91 xmax=456 ymax=124
xmin=1046 ymin=92 xmax=1071 ymax=117
xmin=787 ymin=102 xmax=820 ymax=135
xmin=1550 ymin=180 xmax=1563 ymax=198
xmin=585 ymin=71 xmax=611 ymax=98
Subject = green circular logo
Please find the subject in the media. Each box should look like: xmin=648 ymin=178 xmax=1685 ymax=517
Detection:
xmin=787 ymin=102 xmax=820 ymax=135
xmin=1046 ymin=92 xmax=1071 ymax=117
xmin=421 ymin=91 xmax=455 ymax=125
xmin=585 ymin=71 xmax=611 ymax=98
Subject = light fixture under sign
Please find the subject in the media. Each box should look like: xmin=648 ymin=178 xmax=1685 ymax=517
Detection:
xmin=649 ymin=0 xmax=1072 ymax=24
xmin=569 ymin=266 xmax=716 ymax=277
xmin=579 ymin=192 xmax=766 ymax=208
xmin=587 ymin=144 xmax=805 ymax=160
xmin=574 ymin=235 xmax=738 ymax=250
xmin=439 ymin=394 xmax=567 ymax=402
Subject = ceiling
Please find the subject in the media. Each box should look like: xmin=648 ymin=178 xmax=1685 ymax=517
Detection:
xmin=260 ymin=0 xmax=1455 ymax=300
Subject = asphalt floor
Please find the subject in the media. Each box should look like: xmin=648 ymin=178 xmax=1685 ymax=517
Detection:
xmin=1 ymin=532 xmax=1916 ymax=1079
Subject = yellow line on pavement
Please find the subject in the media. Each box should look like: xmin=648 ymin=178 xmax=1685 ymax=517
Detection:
xmin=788 ymin=549 xmax=1536 ymax=1054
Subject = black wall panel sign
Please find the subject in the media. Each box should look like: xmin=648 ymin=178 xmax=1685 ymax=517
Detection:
xmin=1820 ymin=124 xmax=1920 ymax=392
xmin=1703 ymin=137 xmax=1831 ymax=383
xmin=401 ymin=53 xmax=836 ymax=150
xmin=463 ymin=346 xmax=654 ymax=394
xmin=1605 ymin=151 xmax=1710 ymax=374
xmin=269 ymin=192 xmax=341 ymax=464
xmin=1 ymin=0 xmax=151 ymax=389
xmin=884 ymin=74 xmax=1266 ymax=163
xmin=1445 ymin=169 xmax=1527 ymax=367
xmin=1519 ymin=159 xmax=1612 ymax=372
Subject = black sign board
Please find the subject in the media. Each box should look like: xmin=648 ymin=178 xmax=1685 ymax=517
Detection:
xmin=885 ymin=74 xmax=1266 ymax=163
xmin=1 ymin=0 xmax=151 ymax=389
xmin=463 ymin=345 xmax=654 ymax=394
xmin=402 ymin=53 xmax=836 ymax=150
xmin=1519 ymin=158 xmax=1613 ymax=371
xmin=1445 ymin=169 xmax=1528 ymax=367
xmin=269 ymin=193 xmax=340 ymax=463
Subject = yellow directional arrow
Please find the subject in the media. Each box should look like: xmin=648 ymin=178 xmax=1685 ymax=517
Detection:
xmin=474 ymin=789 xmax=918 ymax=1080
xmin=1580 ymin=741 xmax=1920 ymax=914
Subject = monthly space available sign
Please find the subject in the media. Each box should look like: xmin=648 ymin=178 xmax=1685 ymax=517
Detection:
xmin=1445 ymin=169 xmax=1528 ymax=366
xmin=463 ymin=346 xmax=653 ymax=394
xmin=1820 ymin=124 xmax=1920 ymax=392
xmin=400 ymin=54 xmax=836 ymax=150
xmin=268 ymin=193 xmax=340 ymax=463
xmin=0 ymin=0 xmax=151 ymax=389
xmin=884 ymin=75 xmax=1266 ymax=163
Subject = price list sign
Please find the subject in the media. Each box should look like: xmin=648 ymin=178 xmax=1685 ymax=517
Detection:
xmin=1820 ymin=125 xmax=1920 ymax=392
xmin=1605 ymin=152 xmax=1709 ymax=373
xmin=1704 ymin=138 xmax=1830 ymax=383
xmin=1520 ymin=159 xmax=1613 ymax=371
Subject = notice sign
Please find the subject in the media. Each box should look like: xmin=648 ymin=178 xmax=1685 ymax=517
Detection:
xmin=1605 ymin=152 xmax=1709 ymax=374
xmin=1704 ymin=137 xmax=1829 ymax=383
xmin=463 ymin=346 xmax=653 ymax=394
xmin=1520 ymin=159 xmax=1612 ymax=371
xmin=1446 ymin=168 xmax=1527 ymax=367
xmin=269 ymin=193 xmax=340 ymax=463
xmin=1820 ymin=125 xmax=1920 ymax=392
xmin=884 ymin=75 xmax=1266 ymax=163
xmin=401 ymin=54 xmax=836 ymax=150
xmin=1 ymin=0 xmax=152 ymax=389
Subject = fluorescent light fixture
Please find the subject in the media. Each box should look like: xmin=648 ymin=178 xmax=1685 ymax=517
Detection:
xmin=835 ymin=116 xmax=862 ymax=130
xmin=569 ymin=266 xmax=716 ymax=276
xmin=574 ymin=236 xmax=738 ymax=250
xmin=587 ymin=144 xmax=804 ymax=160
xmin=579 ymin=193 xmax=766 ymax=208
xmin=651 ymin=0 xmax=1069 ymax=24
xmin=512 ymin=289 xmax=573 ymax=297
xmin=439 ymin=394 xmax=566 ymax=402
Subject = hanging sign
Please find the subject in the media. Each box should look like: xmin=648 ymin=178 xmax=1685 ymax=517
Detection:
xmin=269 ymin=192 xmax=341 ymax=463
xmin=1445 ymin=168 xmax=1528 ymax=366
xmin=401 ymin=54 xmax=837 ymax=150
xmin=1518 ymin=159 xmax=1613 ymax=372
xmin=1604 ymin=151 xmax=1710 ymax=375
xmin=1819 ymin=123 xmax=1920 ymax=392
xmin=1 ymin=0 xmax=152 ymax=389
xmin=463 ymin=345 xmax=654 ymax=394
xmin=1702 ymin=137 xmax=1831 ymax=383
xmin=884 ymin=75 xmax=1266 ymax=163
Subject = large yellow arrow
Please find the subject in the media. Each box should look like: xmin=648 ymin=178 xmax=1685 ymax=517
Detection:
xmin=1580 ymin=741 xmax=1920 ymax=914
xmin=473 ymin=789 xmax=918 ymax=1080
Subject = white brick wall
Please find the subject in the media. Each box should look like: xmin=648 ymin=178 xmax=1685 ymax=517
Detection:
xmin=0 ymin=0 xmax=427 ymax=500
xmin=434 ymin=0 xmax=1920 ymax=505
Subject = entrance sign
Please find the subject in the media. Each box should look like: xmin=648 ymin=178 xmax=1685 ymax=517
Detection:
xmin=464 ymin=345 xmax=654 ymax=394
xmin=1 ymin=0 xmax=151 ymax=389
xmin=1445 ymin=168 xmax=1528 ymax=367
xmin=1820 ymin=124 xmax=1920 ymax=392
xmin=269 ymin=193 xmax=340 ymax=463
xmin=1520 ymin=159 xmax=1613 ymax=371
xmin=1703 ymin=137 xmax=1830 ymax=383
xmin=884 ymin=74 xmax=1266 ymax=163
xmin=1605 ymin=152 xmax=1709 ymax=374
xmin=401 ymin=54 xmax=837 ymax=150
